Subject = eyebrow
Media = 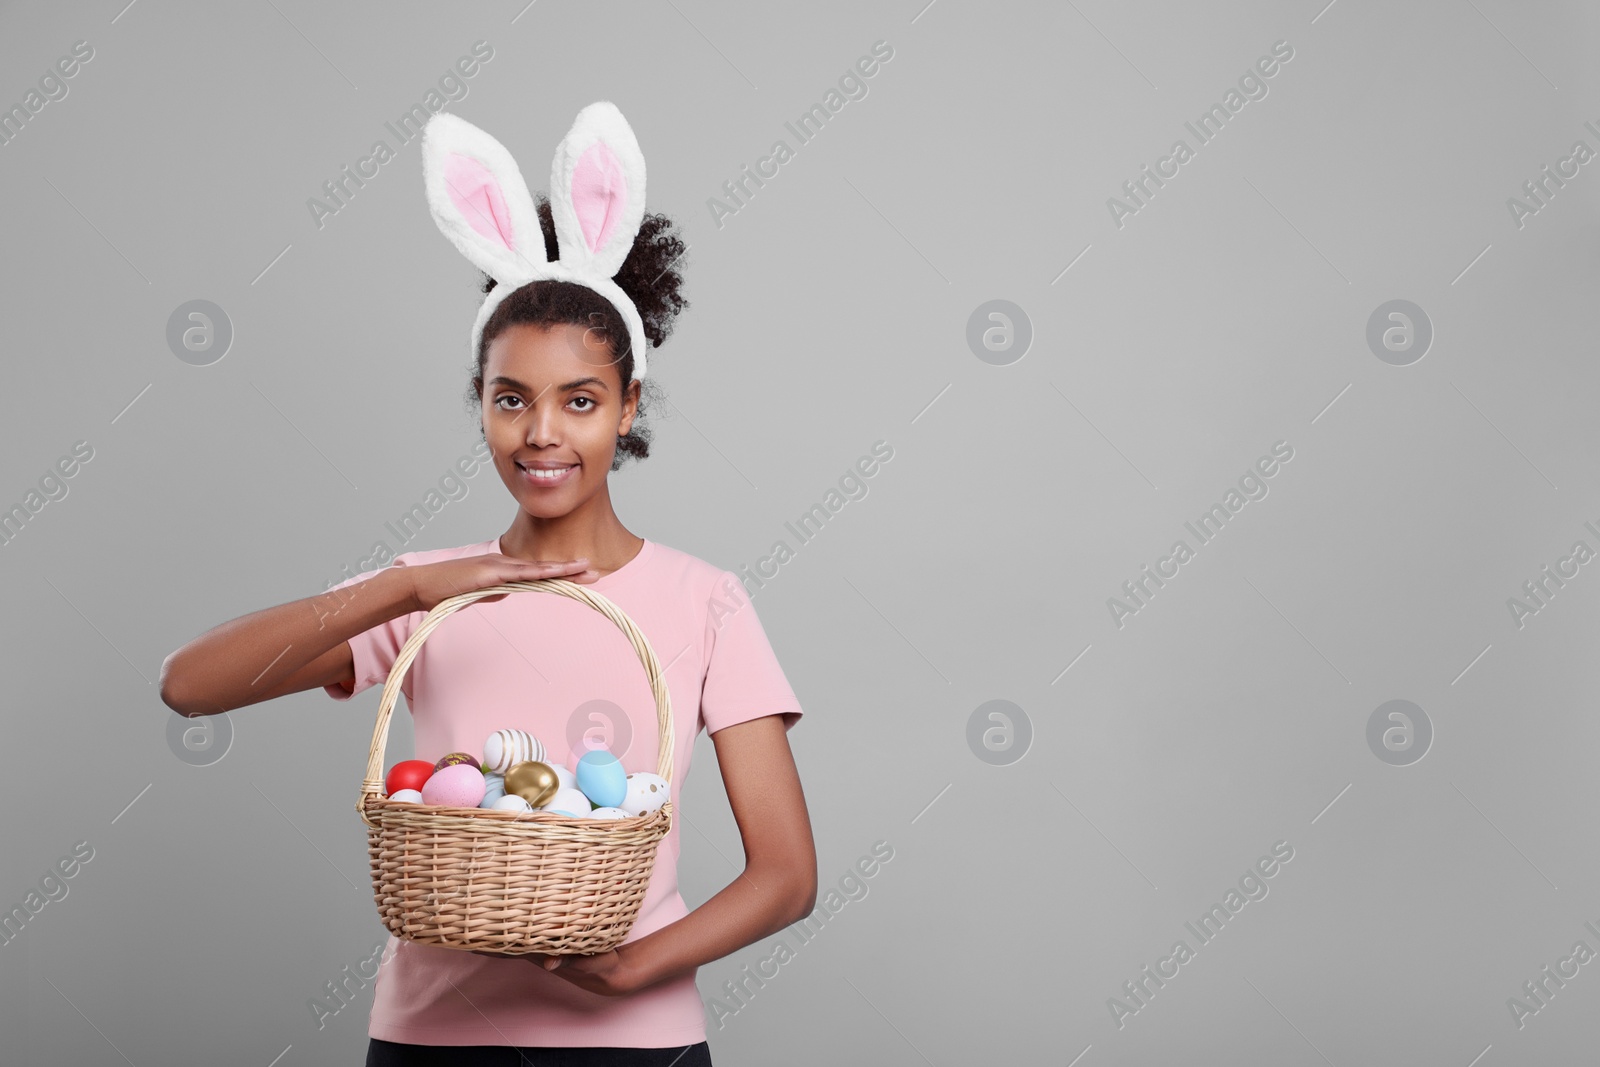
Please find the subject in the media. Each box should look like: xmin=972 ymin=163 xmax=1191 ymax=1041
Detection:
xmin=488 ymin=375 xmax=609 ymax=393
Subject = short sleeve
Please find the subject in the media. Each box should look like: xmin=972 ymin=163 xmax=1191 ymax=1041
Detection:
xmin=321 ymin=562 xmax=419 ymax=703
xmin=700 ymin=571 xmax=803 ymax=735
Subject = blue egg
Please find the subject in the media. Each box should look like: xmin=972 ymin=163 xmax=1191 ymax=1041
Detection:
xmin=574 ymin=750 xmax=627 ymax=809
xmin=479 ymin=772 xmax=507 ymax=809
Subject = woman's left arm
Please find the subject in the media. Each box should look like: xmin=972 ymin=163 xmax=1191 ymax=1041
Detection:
xmin=617 ymin=713 xmax=816 ymax=993
xmin=476 ymin=714 xmax=815 ymax=996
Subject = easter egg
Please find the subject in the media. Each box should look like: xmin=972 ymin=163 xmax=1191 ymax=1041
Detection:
xmin=420 ymin=763 xmax=487 ymax=808
xmin=541 ymin=787 xmax=594 ymax=817
xmin=621 ymin=772 xmax=669 ymax=816
xmin=482 ymin=729 xmax=545 ymax=775
xmin=587 ymin=806 xmax=631 ymax=819
xmin=388 ymin=789 xmax=423 ymax=803
xmin=553 ymin=763 xmax=577 ymax=792
xmin=435 ymin=751 xmax=481 ymax=771
xmin=574 ymin=750 xmax=627 ymax=809
xmin=490 ymin=794 xmax=533 ymax=813
xmin=385 ymin=760 xmax=435 ymax=796
xmin=478 ymin=772 xmax=507 ymax=808
xmin=504 ymin=760 xmax=559 ymax=807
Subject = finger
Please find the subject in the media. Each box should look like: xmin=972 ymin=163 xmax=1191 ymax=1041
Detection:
xmin=507 ymin=561 xmax=584 ymax=578
xmin=519 ymin=952 xmax=562 ymax=969
xmin=533 ymin=563 xmax=593 ymax=578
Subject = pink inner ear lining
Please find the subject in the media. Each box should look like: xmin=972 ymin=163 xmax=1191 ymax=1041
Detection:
xmin=571 ymin=141 xmax=626 ymax=254
xmin=444 ymin=152 xmax=516 ymax=252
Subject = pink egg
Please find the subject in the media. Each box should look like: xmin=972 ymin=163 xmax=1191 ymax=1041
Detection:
xmin=420 ymin=763 xmax=487 ymax=808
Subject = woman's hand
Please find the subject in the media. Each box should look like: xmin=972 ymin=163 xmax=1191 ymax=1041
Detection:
xmin=406 ymin=554 xmax=598 ymax=613
xmin=469 ymin=947 xmax=638 ymax=997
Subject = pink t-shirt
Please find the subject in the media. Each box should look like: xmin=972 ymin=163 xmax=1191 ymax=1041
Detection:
xmin=322 ymin=536 xmax=803 ymax=1048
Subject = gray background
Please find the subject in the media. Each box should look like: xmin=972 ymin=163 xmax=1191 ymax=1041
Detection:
xmin=2 ymin=0 xmax=1598 ymax=1063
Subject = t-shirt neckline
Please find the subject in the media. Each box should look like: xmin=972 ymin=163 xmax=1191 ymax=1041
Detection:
xmin=490 ymin=535 xmax=653 ymax=591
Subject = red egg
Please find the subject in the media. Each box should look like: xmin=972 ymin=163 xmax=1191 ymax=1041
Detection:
xmin=385 ymin=760 xmax=435 ymax=796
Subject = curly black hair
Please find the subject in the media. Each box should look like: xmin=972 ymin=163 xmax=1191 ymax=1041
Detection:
xmin=466 ymin=193 xmax=689 ymax=470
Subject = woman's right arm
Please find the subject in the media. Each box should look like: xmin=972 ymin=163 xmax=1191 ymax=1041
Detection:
xmin=159 ymin=555 xmax=595 ymax=717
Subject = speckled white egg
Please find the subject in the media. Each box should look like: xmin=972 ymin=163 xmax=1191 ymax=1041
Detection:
xmin=540 ymin=787 xmax=593 ymax=817
xmin=482 ymin=729 xmax=545 ymax=775
xmin=478 ymin=772 xmax=507 ymax=808
xmin=622 ymin=773 xmax=669 ymax=816
xmin=587 ymin=806 xmax=632 ymax=819
xmin=490 ymin=794 xmax=533 ymax=812
xmin=388 ymin=789 xmax=423 ymax=803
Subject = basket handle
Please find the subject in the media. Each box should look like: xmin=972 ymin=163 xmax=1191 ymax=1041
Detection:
xmin=355 ymin=578 xmax=676 ymax=829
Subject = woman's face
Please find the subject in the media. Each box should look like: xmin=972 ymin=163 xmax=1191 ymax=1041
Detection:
xmin=477 ymin=321 xmax=638 ymax=517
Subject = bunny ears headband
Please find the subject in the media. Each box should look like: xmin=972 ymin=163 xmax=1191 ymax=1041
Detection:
xmin=421 ymin=101 xmax=652 ymax=381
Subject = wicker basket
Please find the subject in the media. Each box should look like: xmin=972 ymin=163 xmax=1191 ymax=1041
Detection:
xmin=354 ymin=578 xmax=674 ymax=956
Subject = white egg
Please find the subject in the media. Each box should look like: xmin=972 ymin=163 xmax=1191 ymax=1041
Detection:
xmin=482 ymin=729 xmax=546 ymax=775
xmin=540 ymin=787 xmax=593 ymax=816
xmin=552 ymin=763 xmax=577 ymax=792
xmin=490 ymin=794 xmax=533 ymax=812
xmin=587 ymin=806 xmax=632 ymax=820
xmin=621 ymin=773 xmax=669 ymax=816
xmin=388 ymin=789 xmax=423 ymax=803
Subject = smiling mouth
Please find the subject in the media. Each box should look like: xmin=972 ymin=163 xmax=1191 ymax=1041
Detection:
xmin=516 ymin=462 xmax=577 ymax=486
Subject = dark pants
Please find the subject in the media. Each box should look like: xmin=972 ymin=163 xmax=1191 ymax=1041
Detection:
xmin=365 ymin=1037 xmax=713 ymax=1067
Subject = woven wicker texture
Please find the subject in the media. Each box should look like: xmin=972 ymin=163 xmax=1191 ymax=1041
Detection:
xmin=355 ymin=578 xmax=674 ymax=955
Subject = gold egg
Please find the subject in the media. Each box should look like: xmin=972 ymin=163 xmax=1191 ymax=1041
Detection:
xmin=504 ymin=760 xmax=559 ymax=807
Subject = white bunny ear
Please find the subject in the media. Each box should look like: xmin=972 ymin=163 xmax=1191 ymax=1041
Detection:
xmin=421 ymin=112 xmax=543 ymax=286
xmin=548 ymin=101 xmax=646 ymax=279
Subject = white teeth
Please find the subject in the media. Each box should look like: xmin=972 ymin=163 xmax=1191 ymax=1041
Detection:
xmin=524 ymin=465 xmax=572 ymax=480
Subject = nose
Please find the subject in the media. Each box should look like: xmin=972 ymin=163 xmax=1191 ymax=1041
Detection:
xmin=524 ymin=392 xmax=561 ymax=447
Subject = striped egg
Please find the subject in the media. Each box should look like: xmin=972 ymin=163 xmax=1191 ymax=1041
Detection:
xmin=482 ymin=728 xmax=545 ymax=775
xmin=478 ymin=772 xmax=507 ymax=808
